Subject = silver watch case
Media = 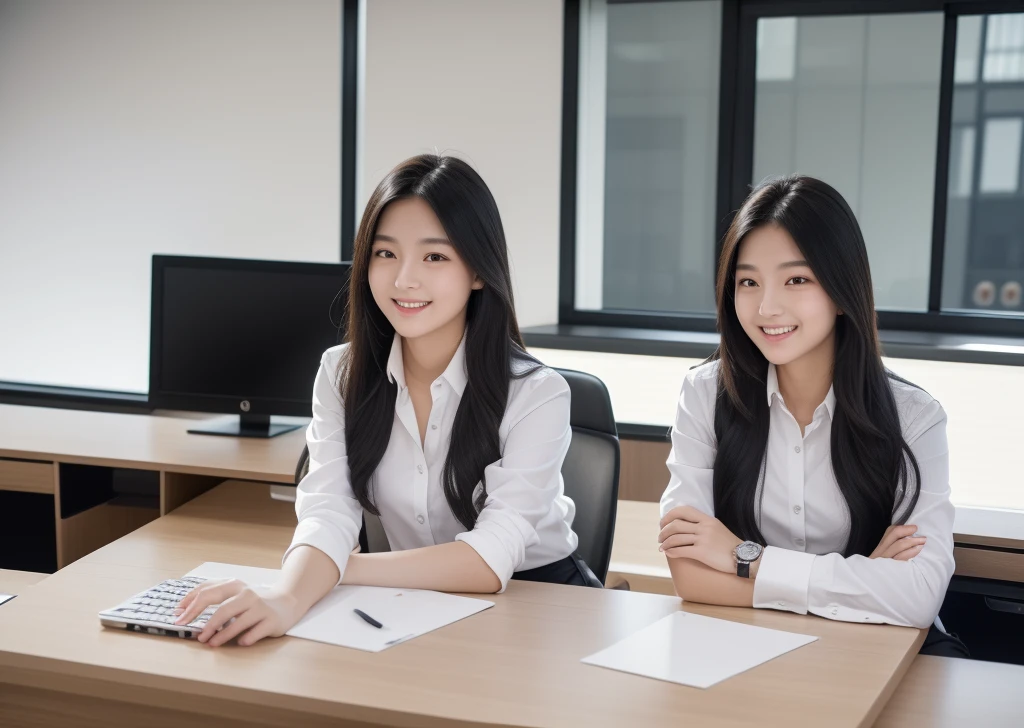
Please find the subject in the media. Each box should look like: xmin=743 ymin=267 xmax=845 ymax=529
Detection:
xmin=735 ymin=541 xmax=763 ymax=562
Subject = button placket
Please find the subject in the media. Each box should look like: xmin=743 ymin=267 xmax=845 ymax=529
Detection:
xmin=789 ymin=422 xmax=807 ymax=550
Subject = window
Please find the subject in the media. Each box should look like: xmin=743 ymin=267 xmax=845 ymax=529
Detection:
xmin=753 ymin=13 xmax=943 ymax=312
xmin=562 ymin=0 xmax=1024 ymax=338
xmin=573 ymin=0 xmax=722 ymax=317
xmin=0 ymin=0 xmax=358 ymax=395
xmin=942 ymin=13 xmax=1024 ymax=314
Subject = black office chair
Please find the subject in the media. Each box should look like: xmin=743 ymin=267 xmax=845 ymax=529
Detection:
xmin=293 ymin=367 xmax=621 ymax=585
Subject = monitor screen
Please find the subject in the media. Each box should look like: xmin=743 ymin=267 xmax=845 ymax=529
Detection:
xmin=152 ymin=257 xmax=348 ymax=414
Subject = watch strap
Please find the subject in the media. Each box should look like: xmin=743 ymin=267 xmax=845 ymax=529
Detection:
xmin=737 ymin=560 xmax=750 ymax=579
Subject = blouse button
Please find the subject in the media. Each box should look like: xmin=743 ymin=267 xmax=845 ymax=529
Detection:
xmin=793 ymin=505 xmax=802 ymax=514
xmin=416 ymin=515 xmax=425 ymax=525
xmin=431 ymin=424 xmax=438 ymax=430
xmin=794 ymin=445 xmax=801 ymax=454
xmin=795 ymin=538 xmax=805 ymax=547
xmin=417 ymin=465 xmax=424 ymax=474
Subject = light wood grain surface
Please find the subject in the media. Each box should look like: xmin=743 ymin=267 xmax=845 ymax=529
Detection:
xmin=0 ymin=404 xmax=305 ymax=483
xmin=0 ymin=481 xmax=924 ymax=728
xmin=876 ymin=655 xmax=1024 ymax=727
xmin=0 ymin=569 xmax=47 ymax=594
xmin=0 ymin=458 xmax=54 ymax=494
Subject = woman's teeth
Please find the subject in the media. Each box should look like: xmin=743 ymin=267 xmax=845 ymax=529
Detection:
xmin=762 ymin=326 xmax=795 ymax=335
xmin=395 ymin=301 xmax=429 ymax=309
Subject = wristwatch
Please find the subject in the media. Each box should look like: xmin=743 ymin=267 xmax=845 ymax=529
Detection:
xmin=734 ymin=541 xmax=764 ymax=578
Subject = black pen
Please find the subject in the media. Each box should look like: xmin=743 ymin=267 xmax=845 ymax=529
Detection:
xmin=353 ymin=608 xmax=384 ymax=629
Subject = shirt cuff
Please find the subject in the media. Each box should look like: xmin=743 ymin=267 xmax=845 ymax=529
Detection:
xmin=283 ymin=518 xmax=354 ymax=585
xmin=455 ymin=527 xmax=518 ymax=593
xmin=752 ymin=546 xmax=816 ymax=615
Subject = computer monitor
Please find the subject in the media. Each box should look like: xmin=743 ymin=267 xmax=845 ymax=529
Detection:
xmin=149 ymin=255 xmax=349 ymax=438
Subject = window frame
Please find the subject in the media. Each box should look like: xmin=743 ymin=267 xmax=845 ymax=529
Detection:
xmin=559 ymin=0 xmax=1024 ymax=339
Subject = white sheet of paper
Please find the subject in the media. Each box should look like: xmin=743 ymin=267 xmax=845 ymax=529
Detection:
xmin=582 ymin=611 xmax=818 ymax=689
xmin=186 ymin=562 xmax=494 ymax=652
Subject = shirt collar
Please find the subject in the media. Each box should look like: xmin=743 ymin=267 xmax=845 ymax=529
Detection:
xmin=766 ymin=363 xmax=836 ymax=419
xmin=385 ymin=332 xmax=469 ymax=398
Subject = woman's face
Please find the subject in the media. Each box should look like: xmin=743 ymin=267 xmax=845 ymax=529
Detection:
xmin=368 ymin=196 xmax=483 ymax=341
xmin=733 ymin=223 xmax=839 ymax=368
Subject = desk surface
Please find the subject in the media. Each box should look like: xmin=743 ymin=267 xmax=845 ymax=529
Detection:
xmin=0 ymin=481 xmax=924 ymax=728
xmin=875 ymin=654 xmax=1024 ymax=727
xmin=0 ymin=570 xmax=46 ymax=594
xmin=0 ymin=403 xmax=304 ymax=483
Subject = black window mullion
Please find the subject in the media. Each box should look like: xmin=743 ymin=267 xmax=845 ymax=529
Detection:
xmin=928 ymin=11 xmax=960 ymax=313
xmin=714 ymin=0 xmax=743 ymax=270
xmin=559 ymin=0 xmax=582 ymax=324
xmin=340 ymin=0 xmax=359 ymax=262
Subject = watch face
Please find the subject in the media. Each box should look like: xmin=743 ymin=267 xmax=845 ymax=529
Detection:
xmin=736 ymin=541 xmax=762 ymax=561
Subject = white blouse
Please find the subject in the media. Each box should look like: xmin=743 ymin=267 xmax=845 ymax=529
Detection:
xmin=660 ymin=361 xmax=956 ymax=629
xmin=285 ymin=334 xmax=579 ymax=591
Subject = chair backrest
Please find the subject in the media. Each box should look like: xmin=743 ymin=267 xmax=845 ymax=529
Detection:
xmin=553 ymin=367 xmax=620 ymax=583
xmin=293 ymin=367 xmax=621 ymax=583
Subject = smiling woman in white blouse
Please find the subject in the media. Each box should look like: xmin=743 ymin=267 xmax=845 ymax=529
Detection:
xmin=657 ymin=175 xmax=966 ymax=657
xmin=174 ymin=154 xmax=595 ymax=647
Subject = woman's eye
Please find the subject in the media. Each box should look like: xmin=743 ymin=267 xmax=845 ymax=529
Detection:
xmin=737 ymin=278 xmax=757 ymax=288
xmin=373 ymin=249 xmax=395 ymax=259
xmin=425 ymin=253 xmax=448 ymax=263
xmin=788 ymin=276 xmax=809 ymax=285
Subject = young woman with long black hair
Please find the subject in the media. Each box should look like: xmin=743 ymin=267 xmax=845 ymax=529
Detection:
xmin=174 ymin=154 xmax=598 ymax=647
xmin=658 ymin=175 xmax=964 ymax=655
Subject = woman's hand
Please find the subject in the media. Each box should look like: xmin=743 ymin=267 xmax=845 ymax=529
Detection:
xmin=870 ymin=524 xmax=926 ymax=561
xmin=173 ymin=579 xmax=303 ymax=647
xmin=659 ymin=505 xmax=743 ymax=574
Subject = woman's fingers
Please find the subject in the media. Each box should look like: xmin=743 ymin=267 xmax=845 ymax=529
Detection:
xmin=174 ymin=580 xmax=245 ymax=626
xmin=871 ymin=525 xmax=919 ymax=558
xmin=238 ymin=620 xmax=277 ymax=647
xmin=197 ymin=592 xmax=256 ymax=642
xmin=658 ymin=518 xmax=698 ymax=544
xmin=881 ymin=535 xmax=926 ymax=559
xmin=659 ymin=533 xmax=697 ymax=552
xmin=205 ymin=608 xmax=263 ymax=648
xmin=659 ymin=506 xmax=706 ymax=529
xmin=893 ymin=543 xmax=926 ymax=561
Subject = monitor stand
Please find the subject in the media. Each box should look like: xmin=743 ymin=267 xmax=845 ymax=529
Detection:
xmin=187 ymin=414 xmax=302 ymax=439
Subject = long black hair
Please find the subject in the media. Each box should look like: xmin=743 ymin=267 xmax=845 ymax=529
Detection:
xmin=340 ymin=154 xmax=539 ymax=530
xmin=712 ymin=175 xmax=921 ymax=557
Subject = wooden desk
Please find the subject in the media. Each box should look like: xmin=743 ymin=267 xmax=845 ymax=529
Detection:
xmin=608 ymin=502 xmax=1024 ymax=725
xmin=0 ymin=570 xmax=46 ymax=594
xmin=0 ymin=403 xmax=305 ymax=569
xmin=0 ymin=481 xmax=924 ymax=728
xmin=0 ymin=404 xmax=303 ymax=483
xmin=876 ymin=655 xmax=1024 ymax=726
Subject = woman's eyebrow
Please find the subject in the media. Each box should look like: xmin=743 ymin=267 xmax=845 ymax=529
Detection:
xmin=372 ymin=234 xmax=452 ymax=246
xmin=735 ymin=260 xmax=809 ymax=271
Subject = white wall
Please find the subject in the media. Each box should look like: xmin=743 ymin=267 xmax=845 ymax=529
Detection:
xmin=0 ymin=0 xmax=342 ymax=392
xmin=360 ymin=0 xmax=563 ymax=328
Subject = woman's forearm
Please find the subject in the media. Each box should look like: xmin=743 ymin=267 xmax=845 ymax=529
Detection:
xmin=278 ymin=544 xmax=343 ymax=615
xmin=340 ymin=541 xmax=502 ymax=593
xmin=667 ymin=556 xmax=756 ymax=607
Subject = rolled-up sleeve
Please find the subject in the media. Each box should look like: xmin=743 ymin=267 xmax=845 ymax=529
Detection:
xmin=455 ymin=372 xmax=571 ymax=592
xmin=282 ymin=350 xmax=363 ymax=583
xmin=754 ymin=400 xmax=956 ymax=629
xmin=659 ymin=366 xmax=718 ymax=519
